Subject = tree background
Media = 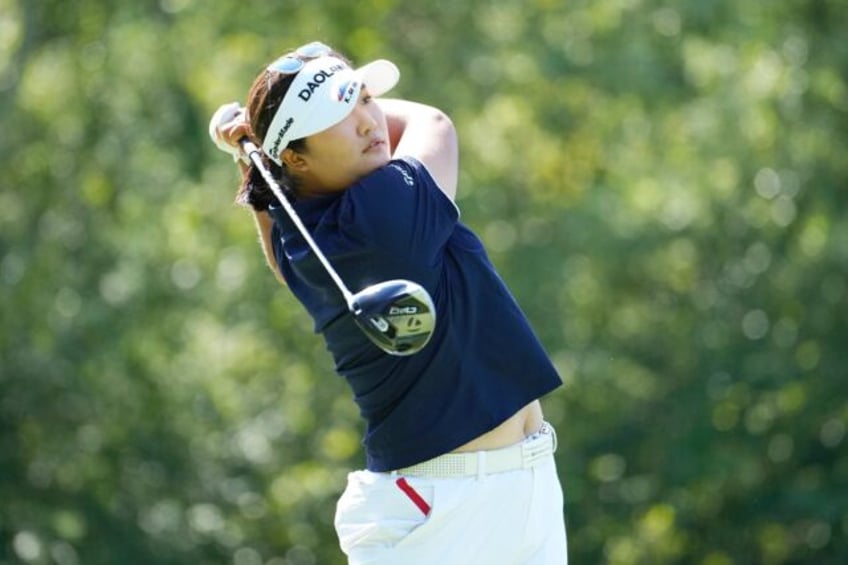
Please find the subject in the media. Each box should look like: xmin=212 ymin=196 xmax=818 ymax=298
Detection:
xmin=1 ymin=0 xmax=846 ymax=563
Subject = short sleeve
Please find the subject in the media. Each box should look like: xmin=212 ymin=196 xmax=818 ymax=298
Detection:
xmin=338 ymin=157 xmax=459 ymax=264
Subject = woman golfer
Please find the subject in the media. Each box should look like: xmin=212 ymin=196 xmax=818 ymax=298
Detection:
xmin=209 ymin=41 xmax=568 ymax=564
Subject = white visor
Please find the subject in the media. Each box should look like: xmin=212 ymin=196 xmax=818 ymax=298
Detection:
xmin=262 ymin=55 xmax=400 ymax=165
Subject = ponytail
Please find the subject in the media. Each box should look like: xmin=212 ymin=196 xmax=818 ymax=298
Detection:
xmin=236 ymin=157 xmax=285 ymax=211
xmin=235 ymin=138 xmax=305 ymax=211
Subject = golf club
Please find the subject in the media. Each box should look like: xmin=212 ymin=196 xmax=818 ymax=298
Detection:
xmin=239 ymin=137 xmax=436 ymax=356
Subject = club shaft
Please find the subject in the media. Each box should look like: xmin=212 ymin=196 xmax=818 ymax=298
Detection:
xmin=241 ymin=139 xmax=355 ymax=307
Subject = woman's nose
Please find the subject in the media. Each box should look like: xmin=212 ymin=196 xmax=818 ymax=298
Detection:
xmin=356 ymin=107 xmax=376 ymax=135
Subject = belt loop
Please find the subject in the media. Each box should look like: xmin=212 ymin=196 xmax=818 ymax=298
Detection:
xmin=476 ymin=451 xmax=486 ymax=481
xmin=549 ymin=423 xmax=558 ymax=453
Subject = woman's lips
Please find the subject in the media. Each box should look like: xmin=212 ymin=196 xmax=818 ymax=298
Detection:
xmin=363 ymin=139 xmax=386 ymax=153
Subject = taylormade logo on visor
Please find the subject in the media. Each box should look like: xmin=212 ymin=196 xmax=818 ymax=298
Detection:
xmin=298 ymin=64 xmax=345 ymax=101
xmin=269 ymin=117 xmax=294 ymax=157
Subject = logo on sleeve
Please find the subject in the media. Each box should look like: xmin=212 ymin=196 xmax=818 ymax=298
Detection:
xmin=389 ymin=164 xmax=415 ymax=187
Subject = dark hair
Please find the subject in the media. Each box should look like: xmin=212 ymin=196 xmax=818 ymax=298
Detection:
xmin=237 ymin=48 xmax=350 ymax=210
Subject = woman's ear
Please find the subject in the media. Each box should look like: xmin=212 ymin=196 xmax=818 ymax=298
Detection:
xmin=281 ymin=148 xmax=309 ymax=172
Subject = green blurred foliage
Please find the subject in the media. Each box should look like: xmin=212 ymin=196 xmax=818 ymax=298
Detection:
xmin=1 ymin=0 xmax=846 ymax=563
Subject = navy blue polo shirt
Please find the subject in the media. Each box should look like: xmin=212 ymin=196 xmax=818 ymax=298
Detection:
xmin=269 ymin=157 xmax=561 ymax=471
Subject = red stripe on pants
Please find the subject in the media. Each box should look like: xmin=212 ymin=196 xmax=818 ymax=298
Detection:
xmin=395 ymin=477 xmax=431 ymax=516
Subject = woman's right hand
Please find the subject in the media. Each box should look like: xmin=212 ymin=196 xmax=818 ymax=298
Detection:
xmin=208 ymin=102 xmax=251 ymax=164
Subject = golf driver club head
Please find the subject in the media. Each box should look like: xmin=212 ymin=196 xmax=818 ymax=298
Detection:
xmin=351 ymin=279 xmax=436 ymax=356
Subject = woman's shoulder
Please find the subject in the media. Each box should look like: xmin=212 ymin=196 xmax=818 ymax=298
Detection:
xmin=346 ymin=157 xmax=450 ymax=206
xmin=354 ymin=156 xmax=427 ymax=187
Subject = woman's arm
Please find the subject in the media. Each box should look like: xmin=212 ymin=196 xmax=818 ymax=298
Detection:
xmin=377 ymin=98 xmax=459 ymax=201
xmin=232 ymin=160 xmax=286 ymax=287
xmin=252 ymin=209 xmax=286 ymax=286
xmin=212 ymin=107 xmax=287 ymax=287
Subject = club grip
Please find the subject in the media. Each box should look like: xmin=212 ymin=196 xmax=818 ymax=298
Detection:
xmin=239 ymin=137 xmax=261 ymax=165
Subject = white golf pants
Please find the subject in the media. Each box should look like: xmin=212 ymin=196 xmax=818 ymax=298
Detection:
xmin=334 ymin=430 xmax=568 ymax=564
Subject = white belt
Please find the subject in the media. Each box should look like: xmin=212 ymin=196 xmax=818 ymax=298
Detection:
xmin=394 ymin=422 xmax=557 ymax=479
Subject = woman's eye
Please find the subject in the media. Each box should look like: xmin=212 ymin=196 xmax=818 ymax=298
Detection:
xmin=362 ymin=94 xmax=373 ymax=104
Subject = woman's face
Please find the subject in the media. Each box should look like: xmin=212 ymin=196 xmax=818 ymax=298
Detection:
xmin=291 ymin=87 xmax=391 ymax=196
